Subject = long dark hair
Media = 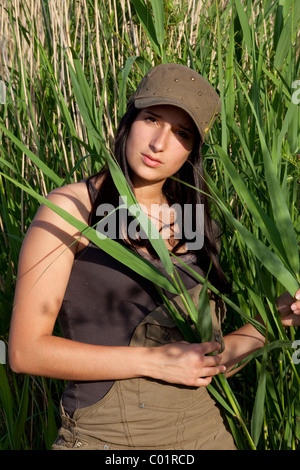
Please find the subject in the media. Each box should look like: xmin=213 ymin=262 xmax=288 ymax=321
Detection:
xmin=88 ymin=104 xmax=230 ymax=293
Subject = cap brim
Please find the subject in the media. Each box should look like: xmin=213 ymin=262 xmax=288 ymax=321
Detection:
xmin=134 ymin=96 xmax=219 ymax=142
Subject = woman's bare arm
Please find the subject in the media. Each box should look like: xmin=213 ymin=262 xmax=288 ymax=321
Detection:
xmin=221 ymin=286 xmax=300 ymax=377
xmin=221 ymin=322 xmax=265 ymax=376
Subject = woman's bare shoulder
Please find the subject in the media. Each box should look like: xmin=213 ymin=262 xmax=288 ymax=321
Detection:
xmin=46 ymin=180 xmax=91 ymax=219
xmin=20 ymin=180 xmax=93 ymax=257
xmin=46 ymin=176 xmax=105 ymax=216
xmin=43 ymin=177 xmax=106 ymax=252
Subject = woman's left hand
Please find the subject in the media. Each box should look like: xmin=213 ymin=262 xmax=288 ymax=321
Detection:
xmin=276 ymin=288 xmax=300 ymax=327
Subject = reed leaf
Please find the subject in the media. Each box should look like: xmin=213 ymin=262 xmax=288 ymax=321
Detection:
xmin=10 ymin=374 xmax=29 ymax=449
xmin=214 ymin=144 xmax=289 ymax=267
xmin=234 ymin=74 xmax=299 ymax=278
xmin=149 ymin=0 xmax=166 ymax=59
xmin=66 ymin=51 xmax=175 ymax=274
xmin=0 ymin=123 xmax=64 ymax=187
xmin=196 ymin=278 xmax=213 ymax=344
xmin=274 ymin=0 xmax=300 ymax=71
xmin=0 ymin=171 xmax=178 ymax=294
xmin=171 ymin=251 xmax=268 ymax=338
xmin=234 ymin=0 xmax=253 ymax=57
xmin=0 ymin=364 xmax=14 ymax=449
xmin=131 ymin=0 xmax=161 ymax=56
xmin=105 ymin=153 xmax=174 ymax=275
xmin=251 ymin=345 xmax=268 ymax=446
xmin=156 ymin=288 xmax=199 ymax=343
xmin=205 ymin=173 xmax=299 ymax=296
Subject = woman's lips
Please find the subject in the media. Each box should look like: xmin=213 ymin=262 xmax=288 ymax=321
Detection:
xmin=142 ymin=154 xmax=162 ymax=167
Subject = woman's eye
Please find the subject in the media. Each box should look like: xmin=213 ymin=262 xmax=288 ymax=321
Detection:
xmin=145 ymin=116 xmax=157 ymax=124
xmin=176 ymin=130 xmax=188 ymax=139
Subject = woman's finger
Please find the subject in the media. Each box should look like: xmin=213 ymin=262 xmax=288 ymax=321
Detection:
xmin=200 ymin=341 xmax=222 ymax=355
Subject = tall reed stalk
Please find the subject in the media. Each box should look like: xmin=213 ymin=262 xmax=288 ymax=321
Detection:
xmin=0 ymin=0 xmax=299 ymax=449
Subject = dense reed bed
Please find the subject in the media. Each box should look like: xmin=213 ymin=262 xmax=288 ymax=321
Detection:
xmin=0 ymin=0 xmax=299 ymax=449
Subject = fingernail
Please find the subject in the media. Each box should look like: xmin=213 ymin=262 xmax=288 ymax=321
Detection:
xmin=295 ymin=292 xmax=300 ymax=300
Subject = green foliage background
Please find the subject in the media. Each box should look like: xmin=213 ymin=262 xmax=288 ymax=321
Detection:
xmin=0 ymin=0 xmax=299 ymax=450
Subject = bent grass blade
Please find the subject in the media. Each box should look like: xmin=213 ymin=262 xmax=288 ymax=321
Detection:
xmin=66 ymin=53 xmax=174 ymax=276
xmin=0 ymin=172 xmax=178 ymax=295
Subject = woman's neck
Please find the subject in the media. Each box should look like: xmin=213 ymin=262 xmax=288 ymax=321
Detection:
xmin=133 ymin=183 xmax=168 ymax=209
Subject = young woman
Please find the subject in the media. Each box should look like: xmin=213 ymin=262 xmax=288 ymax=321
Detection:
xmin=9 ymin=64 xmax=300 ymax=450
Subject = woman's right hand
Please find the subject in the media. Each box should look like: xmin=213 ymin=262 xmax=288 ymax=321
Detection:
xmin=144 ymin=340 xmax=226 ymax=387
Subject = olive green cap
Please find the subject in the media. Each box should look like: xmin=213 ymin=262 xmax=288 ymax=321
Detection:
xmin=127 ymin=63 xmax=221 ymax=142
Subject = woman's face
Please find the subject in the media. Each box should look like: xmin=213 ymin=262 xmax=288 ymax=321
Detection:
xmin=125 ymin=105 xmax=196 ymax=188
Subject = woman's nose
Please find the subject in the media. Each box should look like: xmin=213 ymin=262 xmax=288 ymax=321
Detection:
xmin=149 ymin=128 xmax=169 ymax=152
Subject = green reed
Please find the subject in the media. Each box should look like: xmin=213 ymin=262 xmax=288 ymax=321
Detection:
xmin=0 ymin=0 xmax=299 ymax=449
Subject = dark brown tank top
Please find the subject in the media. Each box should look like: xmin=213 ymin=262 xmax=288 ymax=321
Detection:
xmin=58 ymin=181 xmax=206 ymax=416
